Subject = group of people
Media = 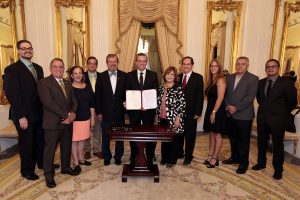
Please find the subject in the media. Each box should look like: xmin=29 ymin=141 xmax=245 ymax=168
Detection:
xmin=4 ymin=39 xmax=297 ymax=189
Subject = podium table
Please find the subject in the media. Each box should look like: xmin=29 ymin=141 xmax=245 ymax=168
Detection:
xmin=110 ymin=125 xmax=175 ymax=182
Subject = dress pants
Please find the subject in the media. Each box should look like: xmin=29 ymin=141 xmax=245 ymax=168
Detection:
xmin=227 ymin=117 xmax=253 ymax=166
xmin=43 ymin=125 xmax=72 ymax=181
xmin=102 ymin=120 xmax=124 ymax=161
xmin=13 ymin=120 xmax=44 ymax=175
xmin=129 ymin=116 xmax=156 ymax=163
xmin=84 ymin=119 xmax=102 ymax=153
xmin=257 ymin=121 xmax=285 ymax=172
xmin=160 ymin=119 xmax=177 ymax=164
xmin=177 ymin=118 xmax=197 ymax=161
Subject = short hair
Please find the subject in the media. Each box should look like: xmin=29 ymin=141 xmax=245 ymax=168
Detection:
xmin=265 ymin=59 xmax=280 ymax=68
xmin=162 ymin=66 xmax=179 ymax=83
xmin=87 ymin=56 xmax=98 ymax=65
xmin=50 ymin=58 xmax=64 ymax=67
xmin=69 ymin=66 xmax=85 ymax=83
xmin=136 ymin=53 xmax=148 ymax=61
xmin=106 ymin=54 xmax=119 ymax=63
xmin=17 ymin=40 xmax=32 ymax=49
xmin=237 ymin=56 xmax=249 ymax=63
xmin=181 ymin=56 xmax=194 ymax=65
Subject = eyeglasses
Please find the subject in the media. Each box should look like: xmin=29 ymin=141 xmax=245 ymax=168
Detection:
xmin=19 ymin=47 xmax=33 ymax=51
xmin=265 ymin=65 xmax=278 ymax=69
xmin=210 ymin=65 xmax=218 ymax=68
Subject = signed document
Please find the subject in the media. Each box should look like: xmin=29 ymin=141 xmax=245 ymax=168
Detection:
xmin=126 ymin=89 xmax=157 ymax=110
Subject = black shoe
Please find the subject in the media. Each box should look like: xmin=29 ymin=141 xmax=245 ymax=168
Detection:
xmin=273 ymin=171 xmax=282 ymax=180
xmin=183 ymin=159 xmax=191 ymax=165
xmin=74 ymin=165 xmax=81 ymax=173
xmin=46 ymin=179 xmax=56 ymax=188
xmin=115 ymin=159 xmax=122 ymax=165
xmin=104 ymin=160 xmax=111 ymax=166
xmin=166 ymin=163 xmax=174 ymax=168
xmin=207 ymin=158 xmax=219 ymax=168
xmin=21 ymin=173 xmax=39 ymax=180
xmin=61 ymin=168 xmax=79 ymax=176
xmin=79 ymin=160 xmax=92 ymax=166
xmin=203 ymin=154 xmax=212 ymax=165
xmin=236 ymin=165 xmax=248 ymax=174
xmin=222 ymin=157 xmax=239 ymax=165
xmin=251 ymin=163 xmax=266 ymax=171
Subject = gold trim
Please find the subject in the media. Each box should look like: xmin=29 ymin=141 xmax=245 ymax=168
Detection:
xmin=54 ymin=0 xmax=89 ymax=64
xmin=279 ymin=1 xmax=300 ymax=74
xmin=269 ymin=0 xmax=281 ymax=58
xmin=205 ymin=0 xmax=243 ymax=81
xmin=19 ymin=0 xmax=26 ymax=39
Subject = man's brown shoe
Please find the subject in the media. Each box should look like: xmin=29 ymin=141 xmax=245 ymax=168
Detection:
xmin=93 ymin=152 xmax=104 ymax=159
xmin=84 ymin=152 xmax=91 ymax=160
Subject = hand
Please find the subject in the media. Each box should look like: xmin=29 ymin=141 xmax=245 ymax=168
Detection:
xmin=210 ymin=113 xmax=215 ymax=124
xmin=174 ymin=117 xmax=180 ymax=129
xmin=97 ymin=114 xmax=103 ymax=123
xmin=123 ymin=101 xmax=127 ymax=109
xmin=68 ymin=112 xmax=76 ymax=122
xmin=61 ymin=117 xmax=72 ymax=124
xmin=194 ymin=115 xmax=200 ymax=120
xmin=19 ymin=117 xmax=28 ymax=130
xmin=90 ymin=117 xmax=95 ymax=127
xmin=227 ymin=105 xmax=237 ymax=114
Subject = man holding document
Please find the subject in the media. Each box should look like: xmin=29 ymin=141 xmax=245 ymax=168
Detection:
xmin=126 ymin=53 xmax=159 ymax=166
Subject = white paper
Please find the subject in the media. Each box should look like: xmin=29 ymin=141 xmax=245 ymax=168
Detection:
xmin=126 ymin=89 xmax=157 ymax=110
xmin=126 ymin=90 xmax=142 ymax=110
xmin=142 ymin=89 xmax=157 ymax=109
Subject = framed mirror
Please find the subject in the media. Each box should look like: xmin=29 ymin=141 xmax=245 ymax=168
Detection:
xmin=55 ymin=0 xmax=90 ymax=69
xmin=205 ymin=0 xmax=243 ymax=79
xmin=0 ymin=0 xmax=26 ymax=104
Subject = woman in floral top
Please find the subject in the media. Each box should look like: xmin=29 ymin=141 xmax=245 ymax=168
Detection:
xmin=157 ymin=66 xmax=186 ymax=168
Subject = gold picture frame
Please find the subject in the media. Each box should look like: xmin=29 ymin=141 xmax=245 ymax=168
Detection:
xmin=54 ymin=0 xmax=90 ymax=68
xmin=205 ymin=0 xmax=243 ymax=79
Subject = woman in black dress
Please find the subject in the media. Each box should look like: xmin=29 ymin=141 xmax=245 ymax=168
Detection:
xmin=203 ymin=59 xmax=226 ymax=168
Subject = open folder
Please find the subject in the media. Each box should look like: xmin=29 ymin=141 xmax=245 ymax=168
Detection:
xmin=126 ymin=89 xmax=157 ymax=110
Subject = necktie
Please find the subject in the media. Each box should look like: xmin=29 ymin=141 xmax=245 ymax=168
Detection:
xmin=59 ymin=79 xmax=67 ymax=99
xmin=266 ymin=79 xmax=272 ymax=96
xmin=28 ymin=64 xmax=37 ymax=81
xmin=90 ymin=74 xmax=96 ymax=92
xmin=182 ymin=75 xmax=187 ymax=89
xmin=139 ymin=72 xmax=144 ymax=89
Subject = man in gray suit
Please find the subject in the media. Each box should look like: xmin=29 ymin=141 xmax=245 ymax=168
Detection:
xmin=223 ymin=56 xmax=259 ymax=174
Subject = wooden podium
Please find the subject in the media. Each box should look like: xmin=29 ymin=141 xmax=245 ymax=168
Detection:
xmin=110 ymin=125 xmax=175 ymax=182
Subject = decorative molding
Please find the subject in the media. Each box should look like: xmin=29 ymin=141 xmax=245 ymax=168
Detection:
xmin=0 ymin=0 xmax=15 ymax=9
xmin=269 ymin=0 xmax=281 ymax=58
xmin=55 ymin=0 xmax=88 ymax=8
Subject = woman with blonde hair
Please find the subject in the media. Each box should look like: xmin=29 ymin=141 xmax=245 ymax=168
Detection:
xmin=203 ymin=59 xmax=227 ymax=168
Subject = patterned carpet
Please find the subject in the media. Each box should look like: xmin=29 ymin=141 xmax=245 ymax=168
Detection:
xmin=1 ymin=134 xmax=300 ymax=200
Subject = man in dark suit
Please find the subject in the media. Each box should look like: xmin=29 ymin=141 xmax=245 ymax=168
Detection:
xmin=223 ymin=56 xmax=259 ymax=174
xmin=126 ymin=53 xmax=159 ymax=165
xmin=5 ymin=40 xmax=44 ymax=180
xmin=251 ymin=59 xmax=297 ymax=180
xmin=95 ymin=54 xmax=126 ymax=166
xmin=84 ymin=56 xmax=103 ymax=160
xmin=38 ymin=58 xmax=78 ymax=188
xmin=178 ymin=56 xmax=204 ymax=165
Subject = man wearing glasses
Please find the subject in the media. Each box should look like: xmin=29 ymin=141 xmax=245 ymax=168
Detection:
xmin=5 ymin=40 xmax=45 ymax=180
xmin=252 ymin=59 xmax=297 ymax=180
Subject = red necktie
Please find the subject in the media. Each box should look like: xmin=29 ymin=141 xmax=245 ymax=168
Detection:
xmin=182 ymin=75 xmax=187 ymax=89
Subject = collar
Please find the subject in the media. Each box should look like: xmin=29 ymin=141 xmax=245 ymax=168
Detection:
xmin=20 ymin=58 xmax=32 ymax=68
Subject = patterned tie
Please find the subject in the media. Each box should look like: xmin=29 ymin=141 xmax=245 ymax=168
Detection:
xmin=182 ymin=75 xmax=187 ymax=89
xmin=266 ymin=79 xmax=272 ymax=96
xmin=109 ymin=71 xmax=117 ymax=77
xmin=90 ymin=74 xmax=96 ymax=92
xmin=139 ymin=72 xmax=144 ymax=89
xmin=28 ymin=64 xmax=37 ymax=81
xmin=59 ymin=79 xmax=67 ymax=99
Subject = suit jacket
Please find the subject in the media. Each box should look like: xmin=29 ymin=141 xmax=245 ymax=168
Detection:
xmin=179 ymin=72 xmax=204 ymax=119
xmin=38 ymin=75 xmax=77 ymax=130
xmin=225 ymin=71 xmax=259 ymax=120
xmin=84 ymin=71 xmax=101 ymax=94
xmin=256 ymin=76 xmax=297 ymax=128
xmin=5 ymin=59 xmax=44 ymax=122
xmin=95 ymin=70 xmax=127 ymax=122
xmin=126 ymin=69 xmax=159 ymax=121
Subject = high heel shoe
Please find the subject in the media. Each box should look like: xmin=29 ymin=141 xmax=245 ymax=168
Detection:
xmin=203 ymin=154 xmax=212 ymax=165
xmin=207 ymin=158 xmax=219 ymax=168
